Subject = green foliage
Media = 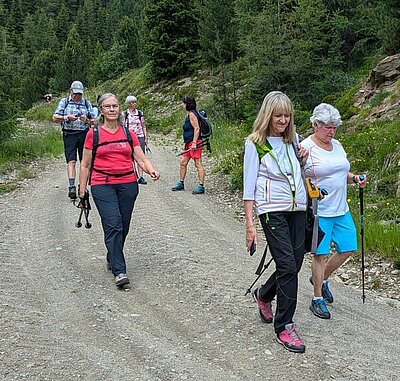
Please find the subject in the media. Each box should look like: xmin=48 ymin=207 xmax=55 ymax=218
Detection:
xmin=368 ymin=91 xmax=390 ymax=109
xmin=211 ymin=119 xmax=248 ymax=188
xmin=143 ymin=0 xmax=200 ymax=79
xmin=349 ymin=194 xmax=400 ymax=267
xmin=25 ymin=101 xmax=56 ymax=121
xmin=0 ymin=123 xmax=63 ymax=165
xmin=324 ymin=86 xmax=360 ymax=120
xmin=53 ymin=25 xmax=87 ymax=90
xmin=197 ymin=0 xmax=238 ymax=64
xmin=339 ymin=120 xmax=400 ymax=197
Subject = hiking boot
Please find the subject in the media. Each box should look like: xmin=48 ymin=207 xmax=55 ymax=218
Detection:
xmin=115 ymin=273 xmax=129 ymax=287
xmin=252 ymin=287 xmax=273 ymax=323
xmin=192 ymin=184 xmax=205 ymax=195
xmin=309 ymin=276 xmax=334 ymax=304
xmin=310 ymin=298 xmax=331 ymax=319
xmin=68 ymin=186 xmax=77 ymax=200
xmin=276 ymin=323 xmax=305 ymax=353
xmin=172 ymin=181 xmax=184 ymax=191
xmin=138 ymin=176 xmax=147 ymax=185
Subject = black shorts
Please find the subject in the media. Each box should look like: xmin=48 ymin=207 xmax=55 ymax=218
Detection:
xmin=63 ymin=129 xmax=88 ymax=163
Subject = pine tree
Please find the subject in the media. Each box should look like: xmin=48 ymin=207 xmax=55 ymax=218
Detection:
xmin=197 ymin=0 xmax=238 ymax=64
xmin=143 ymin=0 xmax=199 ymax=79
xmin=53 ymin=25 xmax=87 ymax=92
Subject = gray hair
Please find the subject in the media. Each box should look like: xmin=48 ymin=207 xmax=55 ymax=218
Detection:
xmin=310 ymin=103 xmax=342 ymax=126
xmin=125 ymin=95 xmax=137 ymax=104
xmin=97 ymin=93 xmax=122 ymax=125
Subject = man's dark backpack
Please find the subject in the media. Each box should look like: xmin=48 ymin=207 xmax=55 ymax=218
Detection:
xmin=89 ymin=124 xmax=135 ymax=183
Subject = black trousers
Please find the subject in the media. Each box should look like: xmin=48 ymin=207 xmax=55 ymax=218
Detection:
xmin=258 ymin=211 xmax=306 ymax=334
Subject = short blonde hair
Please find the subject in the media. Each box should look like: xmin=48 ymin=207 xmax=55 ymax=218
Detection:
xmin=248 ymin=91 xmax=295 ymax=144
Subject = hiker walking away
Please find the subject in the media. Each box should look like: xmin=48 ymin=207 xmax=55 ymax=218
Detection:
xmin=123 ymin=95 xmax=148 ymax=184
xmin=243 ymin=91 xmax=308 ymax=353
xmin=78 ymin=93 xmax=160 ymax=287
xmin=301 ymin=103 xmax=367 ymax=319
xmin=172 ymin=95 xmax=206 ymax=195
xmin=53 ymin=81 xmax=94 ymax=200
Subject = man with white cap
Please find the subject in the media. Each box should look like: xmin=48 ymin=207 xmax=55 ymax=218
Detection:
xmin=53 ymin=81 xmax=95 ymax=199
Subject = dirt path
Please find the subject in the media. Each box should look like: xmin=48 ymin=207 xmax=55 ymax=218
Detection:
xmin=0 ymin=140 xmax=399 ymax=381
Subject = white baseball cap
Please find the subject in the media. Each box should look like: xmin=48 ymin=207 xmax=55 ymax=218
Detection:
xmin=70 ymin=81 xmax=84 ymax=94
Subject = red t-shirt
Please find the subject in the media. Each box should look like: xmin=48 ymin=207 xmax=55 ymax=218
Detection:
xmin=84 ymin=125 xmax=140 ymax=185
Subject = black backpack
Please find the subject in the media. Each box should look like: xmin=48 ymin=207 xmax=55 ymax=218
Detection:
xmin=89 ymin=124 xmax=135 ymax=183
xmin=195 ymin=109 xmax=212 ymax=139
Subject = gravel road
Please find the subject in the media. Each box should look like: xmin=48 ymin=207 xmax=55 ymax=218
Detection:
xmin=0 ymin=140 xmax=399 ymax=381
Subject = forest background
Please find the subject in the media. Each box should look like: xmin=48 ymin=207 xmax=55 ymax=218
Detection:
xmin=0 ymin=0 xmax=399 ymax=268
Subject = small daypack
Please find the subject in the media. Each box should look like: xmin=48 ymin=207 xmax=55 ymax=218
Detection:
xmin=89 ymin=124 xmax=135 ymax=183
xmin=195 ymin=109 xmax=212 ymax=139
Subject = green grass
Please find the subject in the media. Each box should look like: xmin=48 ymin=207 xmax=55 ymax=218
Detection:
xmin=0 ymin=122 xmax=63 ymax=166
xmin=348 ymin=188 xmax=400 ymax=268
xmin=25 ymin=101 xmax=56 ymax=121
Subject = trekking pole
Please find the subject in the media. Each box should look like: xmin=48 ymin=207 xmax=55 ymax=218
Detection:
xmin=83 ymin=208 xmax=92 ymax=229
xmin=359 ymin=175 xmax=366 ymax=303
xmin=244 ymin=257 xmax=274 ymax=296
xmin=245 ymin=244 xmax=273 ymax=296
xmin=176 ymin=139 xmax=209 ymax=156
xmin=75 ymin=189 xmax=92 ymax=229
xmin=76 ymin=209 xmax=84 ymax=228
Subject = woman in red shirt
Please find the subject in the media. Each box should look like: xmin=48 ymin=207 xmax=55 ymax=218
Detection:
xmin=79 ymin=93 xmax=160 ymax=287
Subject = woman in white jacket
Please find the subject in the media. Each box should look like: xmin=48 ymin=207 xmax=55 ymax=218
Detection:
xmin=243 ymin=91 xmax=308 ymax=353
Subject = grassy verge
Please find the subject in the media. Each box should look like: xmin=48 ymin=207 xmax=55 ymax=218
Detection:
xmin=0 ymin=121 xmax=63 ymax=195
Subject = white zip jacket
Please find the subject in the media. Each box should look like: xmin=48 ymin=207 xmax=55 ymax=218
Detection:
xmin=243 ymin=138 xmax=307 ymax=216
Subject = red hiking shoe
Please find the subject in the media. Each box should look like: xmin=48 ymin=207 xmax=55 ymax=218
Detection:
xmin=252 ymin=287 xmax=273 ymax=323
xmin=276 ymin=323 xmax=305 ymax=353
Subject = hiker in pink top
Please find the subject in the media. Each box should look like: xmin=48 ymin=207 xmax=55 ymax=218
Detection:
xmin=79 ymin=93 xmax=160 ymax=287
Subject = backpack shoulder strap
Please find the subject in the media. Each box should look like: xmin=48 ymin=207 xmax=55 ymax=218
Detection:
xmin=122 ymin=125 xmax=134 ymax=159
xmin=89 ymin=124 xmax=100 ymax=184
xmin=61 ymin=97 xmax=69 ymax=114
xmin=254 ymin=140 xmax=273 ymax=161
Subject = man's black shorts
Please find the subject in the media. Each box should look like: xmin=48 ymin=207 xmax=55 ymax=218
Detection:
xmin=63 ymin=129 xmax=88 ymax=163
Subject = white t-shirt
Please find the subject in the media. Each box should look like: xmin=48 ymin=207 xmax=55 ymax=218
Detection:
xmin=301 ymin=137 xmax=350 ymax=217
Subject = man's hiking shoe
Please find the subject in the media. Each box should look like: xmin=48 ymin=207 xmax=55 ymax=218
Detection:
xmin=322 ymin=281 xmax=334 ymax=304
xmin=115 ymin=273 xmax=129 ymax=287
xmin=276 ymin=323 xmax=305 ymax=353
xmin=310 ymin=298 xmax=331 ymax=319
xmin=172 ymin=181 xmax=184 ymax=191
xmin=252 ymin=287 xmax=273 ymax=323
xmin=68 ymin=186 xmax=77 ymax=200
xmin=138 ymin=176 xmax=147 ymax=185
xmin=192 ymin=184 xmax=205 ymax=195
xmin=309 ymin=276 xmax=334 ymax=304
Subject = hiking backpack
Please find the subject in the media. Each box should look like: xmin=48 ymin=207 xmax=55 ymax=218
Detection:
xmin=89 ymin=124 xmax=135 ymax=183
xmin=195 ymin=109 xmax=212 ymax=140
